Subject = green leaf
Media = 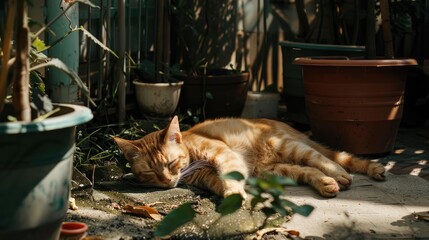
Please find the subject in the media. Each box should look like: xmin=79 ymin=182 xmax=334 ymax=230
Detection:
xmin=247 ymin=177 xmax=259 ymax=186
xmin=274 ymin=175 xmax=297 ymax=186
xmin=246 ymin=187 xmax=261 ymax=197
xmin=29 ymin=58 xmax=96 ymax=107
xmin=261 ymin=207 xmax=276 ymax=217
xmin=152 ymin=123 xmax=161 ymax=131
xmin=281 ymin=199 xmax=314 ymax=217
xmin=266 ymin=188 xmax=283 ymax=197
xmin=221 ymin=171 xmax=245 ymax=181
xmin=34 ymin=107 xmax=60 ymax=122
xmin=258 ymin=180 xmax=273 ymax=190
xmin=154 ymin=202 xmax=196 ymax=237
xmin=265 ymin=175 xmax=296 ymax=187
xmin=217 ymin=194 xmax=243 ymax=216
xmin=31 ymin=37 xmax=47 ymax=52
xmin=75 ymin=0 xmax=98 ymax=8
xmin=250 ymin=195 xmax=267 ymax=210
xmin=192 ymin=116 xmax=200 ymax=124
xmin=77 ymin=26 xmax=118 ymax=59
xmin=272 ymin=198 xmax=289 ymax=216
xmin=292 ymin=204 xmax=314 ymax=217
xmin=205 ymin=92 xmax=214 ymax=99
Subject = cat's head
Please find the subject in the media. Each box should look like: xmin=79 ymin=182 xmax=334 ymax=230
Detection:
xmin=114 ymin=116 xmax=189 ymax=188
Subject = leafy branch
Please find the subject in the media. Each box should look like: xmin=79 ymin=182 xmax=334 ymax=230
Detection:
xmin=154 ymin=171 xmax=314 ymax=238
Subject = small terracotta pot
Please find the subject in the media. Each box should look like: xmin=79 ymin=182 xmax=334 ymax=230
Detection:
xmin=294 ymin=57 xmax=417 ymax=155
xmin=59 ymin=222 xmax=88 ymax=240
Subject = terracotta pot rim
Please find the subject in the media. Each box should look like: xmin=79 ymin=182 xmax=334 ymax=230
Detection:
xmin=179 ymin=72 xmax=250 ymax=85
xmin=293 ymin=57 xmax=418 ymax=67
xmin=60 ymin=221 xmax=88 ymax=235
xmin=133 ymin=81 xmax=184 ymax=87
xmin=185 ymin=71 xmax=250 ymax=78
xmin=279 ymin=40 xmax=365 ymax=52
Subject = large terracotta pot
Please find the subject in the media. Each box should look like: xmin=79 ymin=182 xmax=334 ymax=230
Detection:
xmin=280 ymin=41 xmax=365 ymax=125
xmin=294 ymin=57 xmax=417 ymax=155
xmin=178 ymin=69 xmax=249 ymax=119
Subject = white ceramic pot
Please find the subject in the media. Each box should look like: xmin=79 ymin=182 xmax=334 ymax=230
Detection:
xmin=133 ymin=81 xmax=184 ymax=118
xmin=241 ymin=91 xmax=280 ymax=119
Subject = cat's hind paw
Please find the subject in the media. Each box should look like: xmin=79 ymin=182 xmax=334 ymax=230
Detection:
xmin=317 ymin=177 xmax=340 ymax=198
xmin=368 ymin=162 xmax=386 ymax=181
xmin=334 ymin=173 xmax=352 ymax=190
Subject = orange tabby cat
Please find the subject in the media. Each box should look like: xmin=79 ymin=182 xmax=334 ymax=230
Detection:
xmin=114 ymin=116 xmax=386 ymax=198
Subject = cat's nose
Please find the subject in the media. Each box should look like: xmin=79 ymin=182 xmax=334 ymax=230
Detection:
xmin=161 ymin=177 xmax=172 ymax=184
xmin=159 ymin=174 xmax=174 ymax=185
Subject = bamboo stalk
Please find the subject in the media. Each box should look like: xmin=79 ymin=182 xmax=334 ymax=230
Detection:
xmin=380 ymin=0 xmax=394 ymax=58
xmin=155 ymin=0 xmax=164 ymax=82
xmin=365 ymin=0 xmax=376 ymax=59
xmin=0 ymin=0 xmax=15 ymax=113
xmin=117 ymin=0 xmax=126 ymax=122
xmin=13 ymin=0 xmax=31 ymax=121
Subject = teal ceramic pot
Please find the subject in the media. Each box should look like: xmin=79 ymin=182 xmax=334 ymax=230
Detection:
xmin=0 ymin=104 xmax=93 ymax=240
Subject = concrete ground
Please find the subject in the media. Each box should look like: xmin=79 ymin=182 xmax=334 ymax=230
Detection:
xmin=282 ymin=127 xmax=429 ymax=239
xmin=67 ymin=127 xmax=429 ymax=239
xmin=283 ymin=174 xmax=429 ymax=239
xmin=283 ymin=127 xmax=429 ymax=239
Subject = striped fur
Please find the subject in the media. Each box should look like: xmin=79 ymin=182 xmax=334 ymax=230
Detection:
xmin=114 ymin=116 xmax=386 ymax=198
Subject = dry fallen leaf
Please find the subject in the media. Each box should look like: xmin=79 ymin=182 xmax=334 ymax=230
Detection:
xmin=111 ymin=202 xmax=121 ymax=209
xmin=69 ymin=197 xmax=78 ymax=210
xmin=123 ymin=204 xmax=162 ymax=221
xmin=414 ymin=211 xmax=429 ymax=222
xmin=254 ymin=227 xmax=301 ymax=240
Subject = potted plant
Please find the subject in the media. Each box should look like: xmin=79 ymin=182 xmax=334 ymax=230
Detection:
xmin=0 ymin=1 xmax=113 ymax=239
xmin=129 ymin=0 xmax=184 ymax=120
xmin=279 ymin=0 xmax=367 ymax=125
xmin=171 ymin=0 xmax=250 ymax=121
xmin=293 ymin=0 xmax=418 ymax=155
xmin=132 ymin=59 xmax=185 ymax=119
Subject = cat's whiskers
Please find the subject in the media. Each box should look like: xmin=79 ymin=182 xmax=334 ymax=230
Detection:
xmin=179 ymin=160 xmax=215 ymax=183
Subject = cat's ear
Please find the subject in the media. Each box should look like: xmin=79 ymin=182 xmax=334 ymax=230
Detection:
xmin=164 ymin=115 xmax=182 ymax=144
xmin=113 ymin=137 xmax=142 ymax=163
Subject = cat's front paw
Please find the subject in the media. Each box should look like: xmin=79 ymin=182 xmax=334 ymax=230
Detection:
xmin=368 ymin=162 xmax=386 ymax=181
xmin=223 ymin=181 xmax=247 ymax=200
xmin=317 ymin=177 xmax=340 ymax=197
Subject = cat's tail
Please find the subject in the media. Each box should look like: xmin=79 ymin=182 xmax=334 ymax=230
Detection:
xmin=306 ymin=139 xmax=386 ymax=181
xmin=332 ymin=151 xmax=386 ymax=181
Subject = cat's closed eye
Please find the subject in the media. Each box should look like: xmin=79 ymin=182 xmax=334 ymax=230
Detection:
xmin=168 ymin=158 xmax=179 ymax=168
